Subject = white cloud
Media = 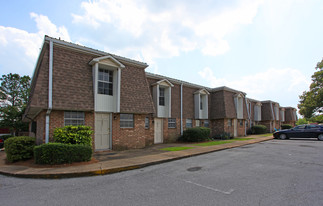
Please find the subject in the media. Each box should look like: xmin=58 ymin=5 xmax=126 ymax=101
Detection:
xmin=199 ymin=67 xmax=310 ymax=106
xmin=72 ymin=0 xmax=264 ymax=63
xmin=0 ymin=13 xmax=70 ymax=75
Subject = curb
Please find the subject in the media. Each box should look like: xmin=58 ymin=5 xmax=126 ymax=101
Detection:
xmin=0 ymin=137 xmax=274 ymax=179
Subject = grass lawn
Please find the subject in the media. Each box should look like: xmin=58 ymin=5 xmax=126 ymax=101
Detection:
xmin=259 ymin=133 xmax=273 ymax=137
xmin=193 ymin=137 xmax=254 ymax=146
xmin=160 ymin=147 xmax=194 ymax=151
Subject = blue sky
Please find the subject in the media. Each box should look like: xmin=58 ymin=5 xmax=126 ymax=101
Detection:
xmin=1 ymin=0 xmax=323 ymax=116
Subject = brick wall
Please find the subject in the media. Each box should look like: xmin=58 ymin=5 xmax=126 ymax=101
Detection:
xmin=112 ymin=114 xmax=154 ymax=150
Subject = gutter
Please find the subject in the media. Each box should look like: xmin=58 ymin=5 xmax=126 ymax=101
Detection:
xmin=45 ymin=40 xmax=53 ymax=143
xmin=180 ymin=83 xmax=183 ymax=136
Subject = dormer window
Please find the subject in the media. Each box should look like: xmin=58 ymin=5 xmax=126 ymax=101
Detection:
xmin=194 ymin=88 xmax=209 ymax=119
xmin=159 ymin=87 xmax=165 ymax=106
xmin=98 ymin=69 xmax=113 ymax=95
xmin=152 ymin=79 xmax=174 ymax=118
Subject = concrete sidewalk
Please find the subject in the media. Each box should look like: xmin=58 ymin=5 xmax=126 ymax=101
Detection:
xmin=0 ymin=135 xmax=274 ymax=179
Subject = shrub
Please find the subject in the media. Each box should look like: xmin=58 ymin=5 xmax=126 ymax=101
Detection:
xmin=34 ymin=143 xmax=92 ymax=165
xmin=4 ymin=136 xmax=36 ymax=162
xmin=251 ymin=125 xmax=267 ymax=134
xmin=213 ymin=132 xmax=233 ymax=140
xmin=281 ymin=124 xmax=293 ymax=130
xmin=179 ymin=127 xmax=211 ymax=142
xmin=53 ymin=125 xmax=93 ymax=146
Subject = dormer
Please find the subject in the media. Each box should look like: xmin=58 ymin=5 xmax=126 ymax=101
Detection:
xmin=254 ymin=102 xmax=262 ymax=121
xmin=194 ymin=88 xmax=210 ymax=119
xmin=152 ymin=79 xmax=174 ymax=118
xmin=89 ymin=55 xmax=125 ymax=112
xmin=234 ymin=93 xmax=244 ymax=119
xmin=280 ymin=107 xmax=285 ymax=122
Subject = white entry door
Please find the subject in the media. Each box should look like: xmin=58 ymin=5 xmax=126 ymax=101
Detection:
xmin=154 ymin=118 xmax=163 ymax=144
xmin=233 ymin=119 xmax=238 ymax=137
xmin=95 ymin=113 xmax=111 ymax=150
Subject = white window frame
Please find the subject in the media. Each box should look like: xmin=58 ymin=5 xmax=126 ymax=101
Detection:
xmin=120 ymin=114 xmax=134 ymax=128
xmin=204 ymin=120 xmax=209 ymax=127
xmin=145 ymin=117 xmax=149 ymax=129
xmin=98 ymin=68 xmax=113 ymax=96
xmin=64 ymin=111 xmax=85 ymax=126
xmin=186 ymin=119 xmax=192 ymax=128
xmin=168 ymin=118 xmax=176 ymax=128
xmin=159 ymin=87 xmax=165 ymax=106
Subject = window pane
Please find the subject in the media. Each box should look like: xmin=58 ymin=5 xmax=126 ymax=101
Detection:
xmin=64 ymin=111 xmax=85 ymax=126
xmin=145 ymin=117 xmax=149 ymax=129
xmin=120 ymin=114 xmax=134 ymax=128
xmin=168 ymin=118 xmax=176 ymax=128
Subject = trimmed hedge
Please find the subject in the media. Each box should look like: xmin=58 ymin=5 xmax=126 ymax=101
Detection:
xmin=34 ymin=143 xmax=92 ymax=165
xmin=251 ymin=125 xmax=267 ymax=134
xmin=213 ymin=132 xmax=233 ymax=140
xmin=4 ymin=136 xmax=36 ymax=162
xmin=53 ymin=125 xmax=93 ymax=146
xmin=281 ymin=124 xmax=293 ymax=130
xmin=179 ymin=127 xmax=211 ymax=142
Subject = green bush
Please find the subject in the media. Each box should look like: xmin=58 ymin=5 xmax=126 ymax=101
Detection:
xmin=251 ymin=125 xmax=267 ymax=134
xmin=213 ymin=132 xmax=233 ymax=140
xmin=4 ymin=136 xmax=36 ymax=162
xmin=53 ymin=125 xmax=93 ymax=146
xmin=34 ymin=143 xmax=92 ymax=165
xmin=281 ymin=124 xmax=293 ymax=130
xmin=179 ymin=127 xmax=211 ymax=142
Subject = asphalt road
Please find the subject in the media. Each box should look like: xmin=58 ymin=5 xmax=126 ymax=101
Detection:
xmin=1 ymin=139 xmax=323 ymax=206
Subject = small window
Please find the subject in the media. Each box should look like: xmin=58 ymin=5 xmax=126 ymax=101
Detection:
xmin=200 ymin=98 xmax=203 ymax=110
xmin=120 ymin=114 xmax=134 ymax=128
xmin=228 ymin=119 xmax=232 ymax=127
xmin=98 ymin=69 xmax=113 ymax=95
xmin=145 ymin=117 xmax=149 ymax=129
xmin=159 ymin=87 xmax=165 ymax=106
xmin=186 ymin=119 xmax=192 ymax=128
xmin=204 ymin=120 xmax=209 ymax=128
xmin=64 ymin=111 xmax=85 ymax=126
xmin=239 ymin=119 xmax=243 ymax=126
xmin=168 ymin=118 xmax=176 ymax=128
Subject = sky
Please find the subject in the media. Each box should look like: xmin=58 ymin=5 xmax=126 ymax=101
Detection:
xmin=1 ymin=0 xmax=322 ymax=116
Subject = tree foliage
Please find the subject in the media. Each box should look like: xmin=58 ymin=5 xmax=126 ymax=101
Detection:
xmin=0 ymin=73 xmax=31 ymax=134
xmin=298 ymin=59 xmax=323 ymax=119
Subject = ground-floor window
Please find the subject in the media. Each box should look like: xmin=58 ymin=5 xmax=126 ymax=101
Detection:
xmin=239 ymin=119 xmax=243 ymax=126
xmin=186 ymin=119 xmax=192 ymax=128
xmin=145 ymin=117 xmax=149 ymax=129
xmin=120 ymin=114 xmax=134 ymax=128
xmin=204 ymin=120 xmax=209 ymax=127
xmin=168 ymin=118 xmax=176 ymax=128
xmin=228 ymin=119 xmax=232 ymax=127
xmin=64 ymin=111 xmax=85 ymax=126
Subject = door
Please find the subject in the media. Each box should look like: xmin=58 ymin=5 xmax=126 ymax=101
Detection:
xmin=154 ymin=118 xmax=163 ymax=144
xmin=233 ymin=119 xmax=238 ymax=137
xmin=95 ymin=113 xmax=111 ymax=150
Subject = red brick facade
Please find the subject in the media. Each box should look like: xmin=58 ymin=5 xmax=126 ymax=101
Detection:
xmin=25 ymin=36 xmax=297 ymax=151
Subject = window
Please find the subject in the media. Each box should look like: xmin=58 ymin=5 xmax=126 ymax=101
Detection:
xmin=186 ymin=119 xmax=192 ymax=128
xmin=204 ymin=120 xmax=209 ymax=127
xmin=239 ymin=119 xmax=243 ymax=126
xmin=120 ymin=114 xmax=134 ymax=128
xmin=98 ymin=69 xmax=113 ymax=95
xmin=64 ymin=111 xmax=85 ymax=126
xmin=168 ymin=118 xmax=176 ymax=128
xmin=159 ymin=87 xmax=165 ymax=106
xmin=145 ymin=117 xmax=149 ymax=129
xmin=200 ymin=98 xmax=203 ymax=110
xmin=228 ymin=119 xmax=232 ymax=127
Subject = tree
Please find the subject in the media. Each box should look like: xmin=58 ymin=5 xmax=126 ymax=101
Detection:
xmin=298 ymin=59 xmax=323 ymax=120
xmin=0 ymin=73 xmax=31 ymax=135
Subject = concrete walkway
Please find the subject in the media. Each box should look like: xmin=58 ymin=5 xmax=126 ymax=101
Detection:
xmin=0 ymin=135 xmax=273 ymax=179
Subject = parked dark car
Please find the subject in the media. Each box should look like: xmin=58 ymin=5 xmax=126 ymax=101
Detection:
xmin=274 ymin=124 xmax=323 ymax=140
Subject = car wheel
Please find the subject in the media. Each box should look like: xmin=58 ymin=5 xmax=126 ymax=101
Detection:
xmin=318 ymin=134 xmax=323 ymax=141
xmin=279 ymin=134 xmax=287 ymax=140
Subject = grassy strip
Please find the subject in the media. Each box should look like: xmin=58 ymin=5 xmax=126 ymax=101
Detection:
xmin=160 ymin=147 xmax=194 ymax=151
xmin=259 ymin=133 xmax=273 ymax=137
xmin=194 ymin=137 xmax=254 ymax=146
xmin=233 ymin=138 xmax=254 ymax=141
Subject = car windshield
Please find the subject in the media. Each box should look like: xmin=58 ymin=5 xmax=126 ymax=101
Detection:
xmin=294 ymin=125 xmax=306 ymax=129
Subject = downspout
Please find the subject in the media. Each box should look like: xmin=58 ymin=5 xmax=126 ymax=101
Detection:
xmin=45 ymin=40 xmax=53 ymax=143
xmin=244 ymin=96 xmax=250 ymax=136
xmin=180 ymin=83 xmax=183 ymax=136
xmin=270 ymin=102 xmax=274 ymax=132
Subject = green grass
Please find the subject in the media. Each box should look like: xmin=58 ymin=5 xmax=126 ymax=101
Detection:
xmin=260 ymin=133 xmax=273 ymax=137
xmin=160 ymin=147 xmax=194 ymax=151
xmin=193 ymin=137 xmax=254 ymax=146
